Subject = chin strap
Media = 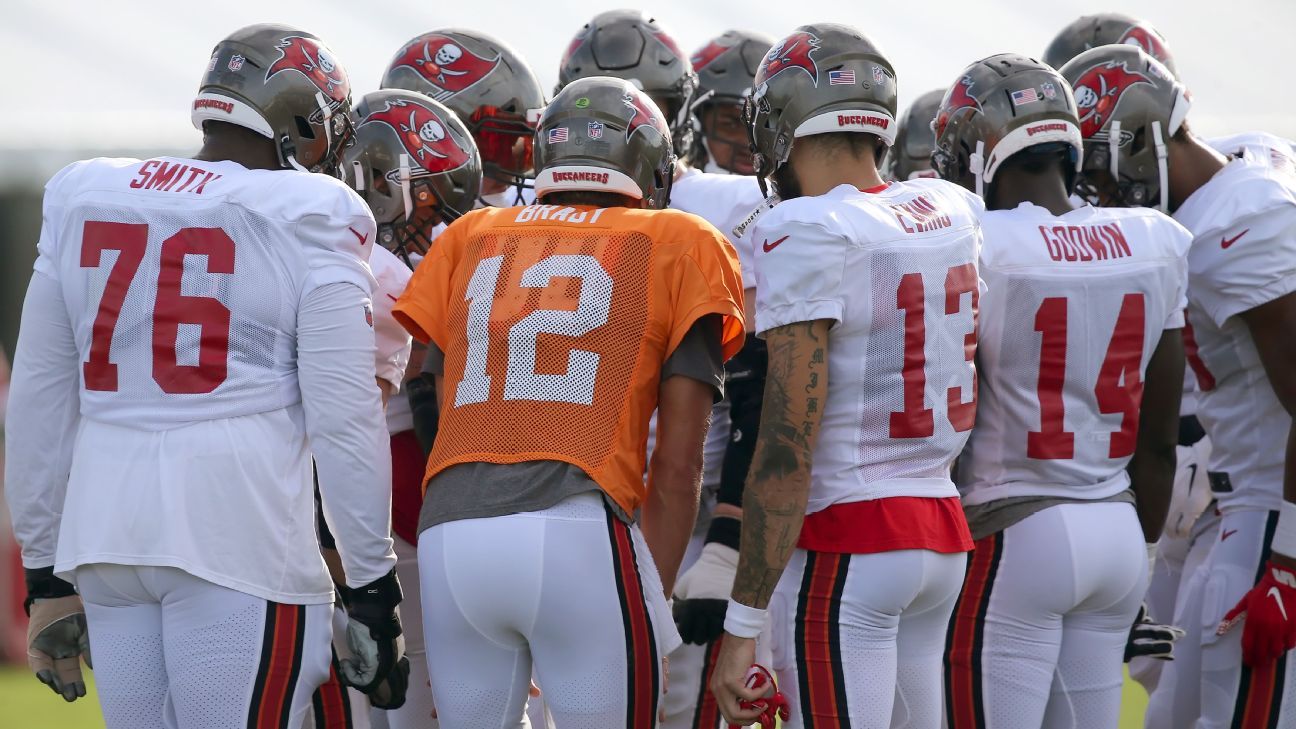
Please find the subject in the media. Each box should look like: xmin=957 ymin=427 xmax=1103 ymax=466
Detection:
xmin=970 ymin=140 xmax=986 ymax=198
xmin=1108 ymin=120 xmax=1122 ymax=184
xmin=1152 ymin=120 xmax=1169 ymax=212
xmin=350 ymin=161 xmax=365 ymax=191
xmin=316 ymin=92 xmax=333 ymax=150
xmin=398 ymin=153 xmax=414 ymax=221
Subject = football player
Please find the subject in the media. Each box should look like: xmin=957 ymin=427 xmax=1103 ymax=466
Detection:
xmin=325 ymin=89 xmax=483 ymax=729
xmin=554 ymin=14 xmax=767 ymax=721
xmin=711 ymin=23 xmax=984 ymax=727
xmin=1042 ymin=12 xmax=1296 ymax=699
xmin=1060 ymin=44 xmax=1296 ymax=729
xmin=933 ymin=54 xmax=1190 ymax=729
xmin=557 ymin=16 xmax=769 ymax=729
xmin=391 ymin=76 xmax=745 ymax=727
xmin=4 ymin=24 xmax=403 ymax=727
xmin=883 ymin=88 xmax=944 ymax=181
xmin=689 ymin=29 xmax=774 ymax=176
xmin=381 ymin=29 xmax=544 ymax=208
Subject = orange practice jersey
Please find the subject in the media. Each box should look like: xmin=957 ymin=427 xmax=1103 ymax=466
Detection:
xmin=393 ymin=203 xmax=746 ymax=515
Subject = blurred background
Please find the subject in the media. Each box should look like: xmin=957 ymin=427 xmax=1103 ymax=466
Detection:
xmin=0 ymin=0 xmax=1292 ymax=725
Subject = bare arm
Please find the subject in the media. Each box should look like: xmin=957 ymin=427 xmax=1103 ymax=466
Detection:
xmin=643 ymin=375 xmax=715 ymax=594
xmin=1128 ymin=327 xmax=1185 ymax=542
xmin=731 ymin=319 xmax=830 ymax=609
xmin=1240 ymin=291 xmax=1296 ymax=565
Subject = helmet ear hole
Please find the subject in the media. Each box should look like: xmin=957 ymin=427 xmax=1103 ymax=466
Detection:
xmin=1130 ymin=127 xmax=1148 ymax=155
xmin=295 ymin=116 xmax=316 ymax=140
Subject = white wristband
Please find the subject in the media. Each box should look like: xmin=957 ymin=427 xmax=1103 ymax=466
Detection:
xmin=1271 ymin=502 xmax=1296 ymax=559
xmin=724 ymin=599 xmax=767 ymax=639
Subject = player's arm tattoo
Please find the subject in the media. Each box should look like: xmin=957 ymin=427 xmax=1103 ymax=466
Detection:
xmin=732 ymin=319 xmax=830 ymax=609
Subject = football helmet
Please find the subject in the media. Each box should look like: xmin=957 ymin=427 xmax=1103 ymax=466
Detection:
xmin=932 ymin=55 xmax=1082 ymax=198
xmin=689 ymin=29 xmax=774 ymax=173
xmin=557 ymin=10 xmax=697 ymax=159
xmin=1059 ymin=45 xmax=1190 ymax=211
xmin=885 ymin=89 xmax=944 ymax=181
xmin=381 ymin=29 xmax=544 ymax=203
xmin=533 ymin=76 xmax=675 ymax=209
xmin=193 ymin=24 xmax=355 ymax=174
xmin=744 ymin=23 xmax=897 ymax=195
xmin=1043 ymin=13 xmax=1177 ymax=77
xmin=342 ymin=90 xmax=481 ymax=263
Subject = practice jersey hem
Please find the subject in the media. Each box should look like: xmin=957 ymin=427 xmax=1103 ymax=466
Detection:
xmin=959 ymin=470 xmax=1132 ymax=507
xmin=56 ymin=553 xmax=335 ymax=605
xmin=804 ymin=476 xmax=958 ymax=514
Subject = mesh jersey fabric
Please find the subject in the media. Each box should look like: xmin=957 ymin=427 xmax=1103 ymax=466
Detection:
xmin=393 ymin=204 xmax=745 ymax=516
xmin=957 ymin=202 xmax=1191 ymax=506
xmin=750 ymin=180 xmax=985 ymax=512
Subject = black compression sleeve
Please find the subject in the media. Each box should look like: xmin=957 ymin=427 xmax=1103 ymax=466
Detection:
xmin=708 ymin=333 xmax=767 ymax=548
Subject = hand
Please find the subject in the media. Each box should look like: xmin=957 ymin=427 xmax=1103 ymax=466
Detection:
xmin=710 ymin=634 xmax=764 ymax=725
xmin=1125 ymin=603 xmax=1185 ymax=662
xmin=339 ymin=569 xmax=404 ymax=693
xmin=1218 ymin=560 xmax=1296 ymax=666
xmin=674 ymin=543 xmax=739 ymax=644
xmin=367 ymin=656 xmax=410 ymax=709
xmin=1165 ymin=440 xmax=1212 ymax=538
xmin=24 ymin=568 xmax=92 ymax=703
xmin=27 ymin=595 xmax=93 ymax=702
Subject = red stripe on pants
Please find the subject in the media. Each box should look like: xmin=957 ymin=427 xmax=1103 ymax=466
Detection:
xmin=801 ymin=552 xmax=846 ymax=722
xmin=611 ymin=522 xmax=657 ymax=729
xmin=946 ymin=535 xmax=997 ymax=729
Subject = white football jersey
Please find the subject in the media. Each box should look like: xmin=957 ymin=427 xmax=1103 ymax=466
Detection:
xmin=671 ymin=167 xmax=763 ymax=286
xmin=752 ymin=181 xmax=984 ymax=513
xmin=1208 ymin=131 xmax=1296 ymax=174
xmin=957 ymin=203 xmax=1191 ymax=506
xmin=1174 ymin=150 xmax=1296 ymax=513
xmin=39 ymin=157 xmax=377 ymax=425
xmin=18 ymin=156 xmax=391 ymax=604
xmin=371 ymin=245 xmax=412 ymax=394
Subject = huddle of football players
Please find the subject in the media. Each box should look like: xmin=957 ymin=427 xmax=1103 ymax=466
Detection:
xmin=4 ymin=7 xmax=1295 ymax=729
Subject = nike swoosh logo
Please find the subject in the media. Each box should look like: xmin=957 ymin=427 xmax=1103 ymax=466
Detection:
xmin=1221 ymin=229 xmax=1249 ymax=249
xmin=349 ymin=226 xmax=369 ymax=246
xmin=1269 ymin=586 xmax=1289 ymax=621
xmin=1221 ymin=529 xmax=1238 ymax=542
xmin=762 ymin=235 xmax=790 ymax=253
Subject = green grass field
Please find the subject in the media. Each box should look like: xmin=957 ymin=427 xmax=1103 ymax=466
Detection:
xmin=0 ymin=664 xmax=1153 ymax=729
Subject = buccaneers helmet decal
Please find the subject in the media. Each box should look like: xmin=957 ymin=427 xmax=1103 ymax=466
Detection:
xmin=934 ymin=75 xmax=982 ymax=138
xmin=1072 ymin=61 xmax=1153 ymax=138
xmin=623 ymin=91 xmax=669 ymax=141
xmin=690 ymin=37 xmax=734 ymax=72
xmin=266 ymin=36 xmax=350 ymax=104
xmin=756 ymin=31 xmax=821 ymax=86
xmin=389 ymin=34 xmax=502 ymax=96
xmin=364 ymin=98 xmax=472 ymax=172
xmin=1118 ymin=25 xmax=1172 ymax=66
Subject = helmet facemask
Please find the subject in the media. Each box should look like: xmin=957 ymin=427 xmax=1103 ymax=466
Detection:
xmin=470 ymin=106 xmax=541 ymax=205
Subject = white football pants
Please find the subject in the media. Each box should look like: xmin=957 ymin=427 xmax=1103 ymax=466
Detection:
xmin=1130 ymin=506 xmax=1220 ymax=695
xmin=767 ymin=547 xmax=966 ymax=728
xmin=945 ymin=502 xmax=1146 ymax=729
xmin=1145 ymin=508 xmax=1296 ymax=729
xmin=77 ymin=563 xmax=333 ymax=729
xmin=417 ymin=491 xmax=679 ymax=729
